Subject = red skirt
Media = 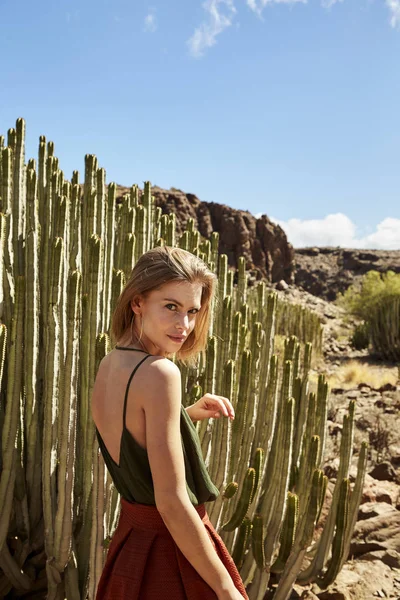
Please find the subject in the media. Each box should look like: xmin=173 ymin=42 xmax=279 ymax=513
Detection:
xmin=95 ymin=498 xmax=249 ymax=599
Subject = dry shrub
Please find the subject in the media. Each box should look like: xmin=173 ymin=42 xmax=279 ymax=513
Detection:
xmin=368 ymin=412 xmax=393 ymax=463
xmin=325 ymin=359 xmax=398 ymax=390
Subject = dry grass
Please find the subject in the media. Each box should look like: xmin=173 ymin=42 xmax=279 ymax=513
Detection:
xmin=324 ymin=359 xmax=398 ymax=390
xmin=272 ymin=335 xmax=398 ymax=393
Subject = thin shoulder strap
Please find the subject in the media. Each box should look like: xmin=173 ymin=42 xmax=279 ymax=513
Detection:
xmin=123 ymin=354 xmax=153 ymax=429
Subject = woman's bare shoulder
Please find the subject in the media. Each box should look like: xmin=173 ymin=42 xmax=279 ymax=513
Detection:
xmin=100 ymin=351 xmax=180 ymax=388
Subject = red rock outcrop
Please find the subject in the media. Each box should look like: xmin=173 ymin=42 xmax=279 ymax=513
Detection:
xmin=116 ymin=185 xmax=296 ymax=286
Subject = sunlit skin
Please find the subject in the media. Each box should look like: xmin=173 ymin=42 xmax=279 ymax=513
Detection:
xmin=118 ymin=280 xmax=202 ymax=356
xmin=117 ymin=280 xmax=235 ymax=422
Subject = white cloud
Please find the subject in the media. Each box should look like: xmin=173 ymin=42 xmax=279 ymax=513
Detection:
xmin=187 ymin=0 xmax=237 ymax=58
xmin=364 ymin=217 xmax=400 ymax=248
xmin=144 ymin=8 xmax=157 ymax=33
xmin=320 ymin=0 xmax=344 ymax=8
xmin=386 ymin=0 xmax=400 ymax=28
xmin=253 ymin=212 xmax=400 ymax=250
xmin=247 ymin=0 xmax=307 ymax=20
xmin=188 ymin=0 xmax=399 ymax=58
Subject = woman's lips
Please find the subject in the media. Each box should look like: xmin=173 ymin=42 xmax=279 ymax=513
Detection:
xmin=168 ymin=335 xmax=185 ymax=342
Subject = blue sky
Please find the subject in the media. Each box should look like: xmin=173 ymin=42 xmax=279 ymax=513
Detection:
xmin=1 ymin=0 xmax=399 ymax=250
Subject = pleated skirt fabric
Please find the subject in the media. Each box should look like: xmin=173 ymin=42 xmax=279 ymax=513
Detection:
xmin=95 ymin=498 xmax=249 ymax=600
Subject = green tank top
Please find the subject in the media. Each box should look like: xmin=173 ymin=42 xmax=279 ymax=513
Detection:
xmin=95 ymin=347 xmax=220 ymax=506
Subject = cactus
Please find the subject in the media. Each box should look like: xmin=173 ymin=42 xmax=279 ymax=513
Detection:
xmin=222 ymin=468 xmax=256 ymax=532
xmin=272 ymin=468 xmax=325 ymax=600
xmin=270 ymin=492 xmax=299 ymax=574
xmin=368 ymin=293 xmax=400 ymax=361
xmin=350 ymin=321 xmax=370 ymax=350
xmin=232 ymin=516 xmax=252 ymax=570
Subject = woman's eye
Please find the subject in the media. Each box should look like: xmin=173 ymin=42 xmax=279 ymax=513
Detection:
xmin=165 ymin=304 xmax=198 ymax=314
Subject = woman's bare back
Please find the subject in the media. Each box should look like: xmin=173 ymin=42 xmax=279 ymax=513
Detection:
xmin=91 ymin=349 xmax=154 ymax=464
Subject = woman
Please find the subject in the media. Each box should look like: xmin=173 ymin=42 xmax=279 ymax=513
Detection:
xmin=92 ymin=245 xmax=248 ymax=599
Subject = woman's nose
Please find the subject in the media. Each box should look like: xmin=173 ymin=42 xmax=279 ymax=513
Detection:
xmin=176 ymin=313 xmax=189 ymax=328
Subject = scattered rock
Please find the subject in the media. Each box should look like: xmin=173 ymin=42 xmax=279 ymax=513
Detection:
xmin=316 ymin=591 xmax=349 ymax=600
xmin=276 ymin=279 xmax=289 ymax=291
xmin=374 ymin=399 xmax=387 ymax=409
xmin=361 ymin=475 xmax=400 ymax=505
xmin=355 ymin=416 xmax=372 ymax=431
xmin=327 ymin=424 xmax=342 ymax=437
xmin=357 ymin=382 xmax=372 ymax=390
xmin=358 ymin=548 xmax=400 ymax=569
xmin=299 ymin=591 xmax=320 ymax=600
xmin=368 ymin=461 xmax=399 ymax=483
xmin=376 ymin=382 xmax=397 ymax=393
xmin=390 ymin=449 xmax=400 ymax=468
xmin=314 ymin=560 xmax=396 ymax=599
xmin=351 ymin=503 xmax=400 ymax=556
xmin=357 ymin=501 xmax=395 ymax=520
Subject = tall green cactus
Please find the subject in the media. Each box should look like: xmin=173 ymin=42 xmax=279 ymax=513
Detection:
xmin=368 ymin=293 xmax=400 ymax=361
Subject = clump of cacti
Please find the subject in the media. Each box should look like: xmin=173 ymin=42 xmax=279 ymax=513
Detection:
xmin=368 ymin=293 xmax=400 ymax=361
xmin=0 ymin=118 xmax=368 ymax=600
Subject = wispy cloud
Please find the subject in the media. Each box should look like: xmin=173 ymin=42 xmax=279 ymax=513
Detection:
xmin=320 ymin=0 xmax=344 ymax=9
xmin=386 ymin=0 xmax=400 ymax=28
xmin=187 ymin=0 xmax=237 ymax=58
xmin=253 ymin=212 xmax=400 ymax=250
xmin=188 ymin=0 xmax=399 ymax=58
xmin=144 ymin=8 xmax=157 ymax=33
xmin=247 ymin=0 xmax=307 ymax=20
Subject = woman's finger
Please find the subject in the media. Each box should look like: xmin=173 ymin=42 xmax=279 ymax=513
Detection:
xmin=216 ymin=396 xmax=234 ymax=417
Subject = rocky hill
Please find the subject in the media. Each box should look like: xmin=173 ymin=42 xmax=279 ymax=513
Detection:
xmin=294 ymin=247 xmax=400 ymax=302
xmin=118 ymin=184 xmax=400 ymax=302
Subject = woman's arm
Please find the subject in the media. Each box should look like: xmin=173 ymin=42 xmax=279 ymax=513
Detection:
xmin=185 ymin=395 xmax=235 ymax=424
xmin=184 ymin=405 xmax=199 ymax=423
xmin=139 ymin=359 xmax=237 ymax=596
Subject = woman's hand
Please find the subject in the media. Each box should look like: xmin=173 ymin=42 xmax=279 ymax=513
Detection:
xmin=186 ymin=393 xmax=235 ymax=423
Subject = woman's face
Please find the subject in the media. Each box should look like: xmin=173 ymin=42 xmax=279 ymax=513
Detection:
xmin=131 ymin=280 xmax=203 ymax=356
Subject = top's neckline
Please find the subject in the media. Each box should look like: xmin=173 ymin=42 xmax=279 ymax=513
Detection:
xmin=115 ymin=345 xmax=150 ymax=354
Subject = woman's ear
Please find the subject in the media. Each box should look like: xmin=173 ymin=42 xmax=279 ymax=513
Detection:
xmin=131 ymin=294 xmax=144 ymax=316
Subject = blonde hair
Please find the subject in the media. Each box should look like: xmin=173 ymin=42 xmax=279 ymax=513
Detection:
xmin=110 ymin=246 xmax=219 ymax=368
